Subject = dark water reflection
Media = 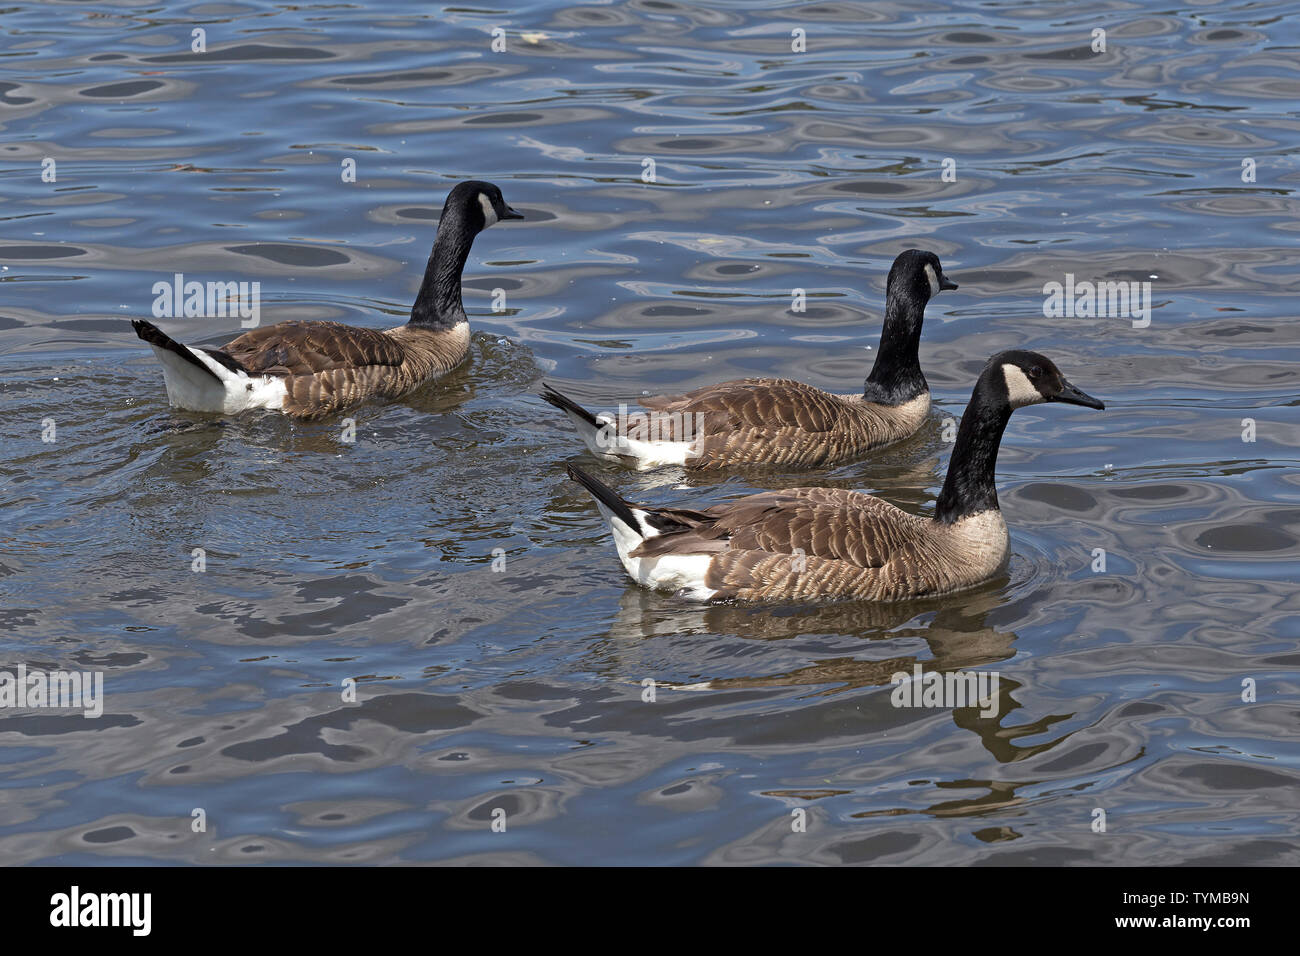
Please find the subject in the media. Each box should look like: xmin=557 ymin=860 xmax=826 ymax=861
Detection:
xmin=0 ymin=0 xmax=1297 ymax=864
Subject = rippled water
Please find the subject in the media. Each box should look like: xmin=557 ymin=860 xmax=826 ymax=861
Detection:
xmin=1 ymin=0 xmax=1298 ymax=865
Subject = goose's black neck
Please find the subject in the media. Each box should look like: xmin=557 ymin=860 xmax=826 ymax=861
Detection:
xmin=409 ymin=210 xmax=475 ymax=329
xmin=934 ymin=372 xmax=1012 ymax=524
xmin=862 ymin=289 xmax=928 ymax=406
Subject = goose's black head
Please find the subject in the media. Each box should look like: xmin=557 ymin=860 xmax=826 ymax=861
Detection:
xmin=862 ymin=249 xmax=958 ymax=405
xmin=411 ymin=180 xmax=522 ymax=328
xmin=442 ymin=180 xmax=524 ymax=236
xmin=934 ymin=350 xmax=1103 ymax=524
xmin=986 ymin=349 xmax=1105 ymax=411
xmin=887 ymin=249 xmax=958 ymax=306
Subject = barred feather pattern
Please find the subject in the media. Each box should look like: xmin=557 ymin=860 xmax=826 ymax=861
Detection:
xmin=633 ymin=487 xmax=1009 ymax=602
xmin=220 ymin=321 xmax=470 ymax=420
xmin=633 ymin=378 xmax=929 ymax=469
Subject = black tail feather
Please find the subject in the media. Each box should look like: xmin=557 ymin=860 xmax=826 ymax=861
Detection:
xmin=201 ymin=347 xmax=250 ymax=376
xmin=566 ymin=464 xmax=643 ymax=535
xmin=131 ymin=319 xmax=226 ymax=382
xmin=540 ymin=382 xmax=602 ymax=429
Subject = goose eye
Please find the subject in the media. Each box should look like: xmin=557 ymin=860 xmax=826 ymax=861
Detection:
xmin=1027 ymin=366 xmax=1043 ymax=381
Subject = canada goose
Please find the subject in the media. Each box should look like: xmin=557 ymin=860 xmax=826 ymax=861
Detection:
xmin=131 ymin=180 xmax=523 ymax=419
xmin=541 ymin=248 xmax=956 ymax=470
xmin=566 ymin=350 xmax=1104 ymax=603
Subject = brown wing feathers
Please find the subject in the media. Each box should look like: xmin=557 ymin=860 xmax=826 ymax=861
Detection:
xmin=627 ymin=486 xmax=929 ymax=601
xmin=642 ymin=379 xmax=844 ymax=430
xmin=222 ymin=321 xmax=405 ymax=376
xmin=637 ymin=379 xmax=912 ymax=469
xmin=704 ymin=495 xmax=930 ymax=601
xmin=214 ymin=321 xmax=467 ymax=420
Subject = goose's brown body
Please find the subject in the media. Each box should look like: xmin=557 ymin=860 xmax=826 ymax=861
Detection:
xmin=542 ymin=249 xmax=956 ymax=472
xmin=634 ymin=487 xmax=1008 ymax=602
xmin=567 ymin=350 xmax=1106 ymax=605
xmin=220 ymin=321 xmax=470 ymax=420
xmin=635 ymin=378 xmax=929 ymax=470
xmin=132 ymin=179 xmax=521 ymax=419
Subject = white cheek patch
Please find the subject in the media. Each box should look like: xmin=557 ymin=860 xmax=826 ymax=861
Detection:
xmin=477 ymin=192 xmax=498 ymax=227
xmin=1001 ymin=364 xmax=1045 ymax=408
xmin=924 ymin=263 xmax=940 ymax=297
